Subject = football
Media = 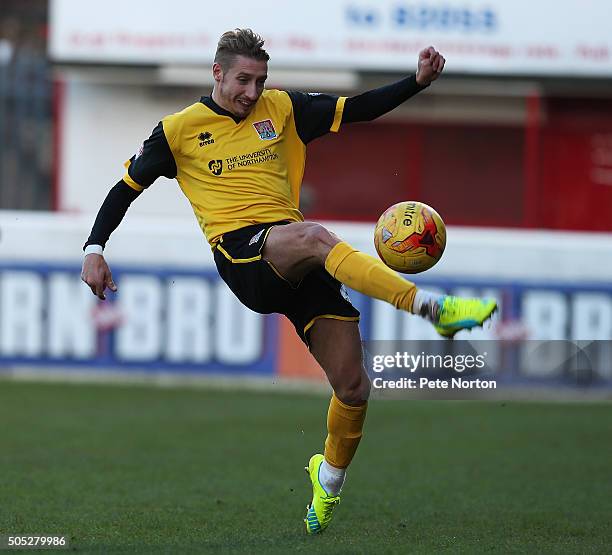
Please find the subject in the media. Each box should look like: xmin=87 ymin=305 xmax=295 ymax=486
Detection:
xmin=374 ymin=201 xmax=446 ymax=273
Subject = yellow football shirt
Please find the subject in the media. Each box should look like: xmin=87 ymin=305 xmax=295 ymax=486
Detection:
xmin=123 ymin=89 xmax=346 ymax=245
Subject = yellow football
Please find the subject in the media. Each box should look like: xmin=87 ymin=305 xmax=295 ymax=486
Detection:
xmin=374 ymin=201 xmax=446 ymax=273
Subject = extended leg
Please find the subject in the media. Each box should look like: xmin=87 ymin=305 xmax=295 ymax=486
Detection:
xmin=264 ymin=222 xmax=420 ymax=313
xmin=264 ymin=222 xmax=497 ymax=338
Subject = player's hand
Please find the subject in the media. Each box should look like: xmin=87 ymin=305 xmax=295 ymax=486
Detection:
xmin=81 ymin=254 xmax=117 ymax=300
xmin=416 ymin=46 xmax=445 ymax=86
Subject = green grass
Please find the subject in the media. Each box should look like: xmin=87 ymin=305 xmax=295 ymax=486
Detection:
xmin=0 ymin=380 xmax=610 ymax=554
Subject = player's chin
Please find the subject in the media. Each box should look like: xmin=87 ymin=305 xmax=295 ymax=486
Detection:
xmin=235 ymin=101 xmax=255 ymax=117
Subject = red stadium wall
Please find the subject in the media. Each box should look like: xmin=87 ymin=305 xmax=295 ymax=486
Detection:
xmin=304 ymin=100 xmax=612 ymax=232
xmin=539 ymin=98 xmax=612 ymax=231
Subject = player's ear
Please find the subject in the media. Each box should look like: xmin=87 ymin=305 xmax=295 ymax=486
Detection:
xmin=212 ymin=62 xmax=223 ymax=83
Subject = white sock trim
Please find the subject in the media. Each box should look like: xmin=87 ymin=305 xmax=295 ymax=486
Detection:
xmin=412 ymin=289 xmax=441 ymax=319
xmin=319 ymin=459 xmax=346 ymax=496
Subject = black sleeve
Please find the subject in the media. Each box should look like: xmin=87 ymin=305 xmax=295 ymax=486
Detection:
xmin=83 ymin=180 xmax=141 ymax=249
xmin=126 ymin=121 xmax=177 ymax=188
xmin=342 ymin=74 xmax=428 ymax=123
xmin=286 ymin=91 xmax=340 ymax=144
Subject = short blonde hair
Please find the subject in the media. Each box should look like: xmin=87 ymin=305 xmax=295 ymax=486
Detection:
xmin=214 ymin=29 xmax=269 ymax=70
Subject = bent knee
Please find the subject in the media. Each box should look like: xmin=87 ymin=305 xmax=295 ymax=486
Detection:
xmin=297 ymin=223 xmax=339 ymax=258
xmin=335 ymin=371 xmax=371 ymax=405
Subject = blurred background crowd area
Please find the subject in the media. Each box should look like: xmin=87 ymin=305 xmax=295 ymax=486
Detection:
xmin=1 ymin=0 xmax=611 ymax=232
xmin=0 ymin=0 xmax=51 ymax=211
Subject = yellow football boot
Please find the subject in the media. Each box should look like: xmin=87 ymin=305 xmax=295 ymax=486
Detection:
xmin=434 ymin=296 xmax=497 ymax=338
xmin=304 ymin=454 xmax=340 ymax=534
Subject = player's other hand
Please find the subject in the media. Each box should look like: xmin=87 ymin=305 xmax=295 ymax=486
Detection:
xmin=416 ymin=46 xmax=445 ymax=86
xmin=81 ymin=254 xmax=117 ymax=300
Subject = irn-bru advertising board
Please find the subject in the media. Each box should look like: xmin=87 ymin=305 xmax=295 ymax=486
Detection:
xmin=0 ymin=213 xmax=611 ymax=383
xmin=0 ymin=263 xmax=277 ymax=375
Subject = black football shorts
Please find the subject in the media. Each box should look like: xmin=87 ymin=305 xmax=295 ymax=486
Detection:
xmin=213 ymin=221 xmax=360 ymax=345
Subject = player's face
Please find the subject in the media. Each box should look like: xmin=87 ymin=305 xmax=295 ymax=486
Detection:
xmin=213 ymin=55 xmax=268 ymax=118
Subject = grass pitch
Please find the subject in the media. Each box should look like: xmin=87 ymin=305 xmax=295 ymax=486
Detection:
xmin=0 ymin=379 xmax=610 ymax=554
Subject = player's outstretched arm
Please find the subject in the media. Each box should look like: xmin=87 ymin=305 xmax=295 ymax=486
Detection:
xmin=81 ymin=180 xmax=141 ymax=299
xmin=342 ymin=46 xmax=445 ymax=124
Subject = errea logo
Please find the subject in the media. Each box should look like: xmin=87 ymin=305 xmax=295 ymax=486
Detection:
xmin=198 ymin=131 xmax=215 ymax=146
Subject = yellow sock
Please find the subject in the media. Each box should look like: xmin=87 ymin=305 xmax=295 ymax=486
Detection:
xmin=325 ymin=241 xmax=417 ymax=312
xmin=324 ymin=393 xmax=368 ymax=469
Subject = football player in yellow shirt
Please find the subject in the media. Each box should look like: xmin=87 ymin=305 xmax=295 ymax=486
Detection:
xmin=81 ymin=29 xmax=496 ymax=534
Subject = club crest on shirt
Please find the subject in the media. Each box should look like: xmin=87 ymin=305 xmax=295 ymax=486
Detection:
xmin=253 ymin=119 xmax=277 ymax=141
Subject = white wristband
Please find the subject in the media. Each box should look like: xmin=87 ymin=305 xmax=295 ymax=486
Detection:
xmin=84 ymin=244 xmax=104 ymax=256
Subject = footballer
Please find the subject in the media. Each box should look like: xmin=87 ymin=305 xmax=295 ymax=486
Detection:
xmin=81 ymin=29 xmax=496 ymax=534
